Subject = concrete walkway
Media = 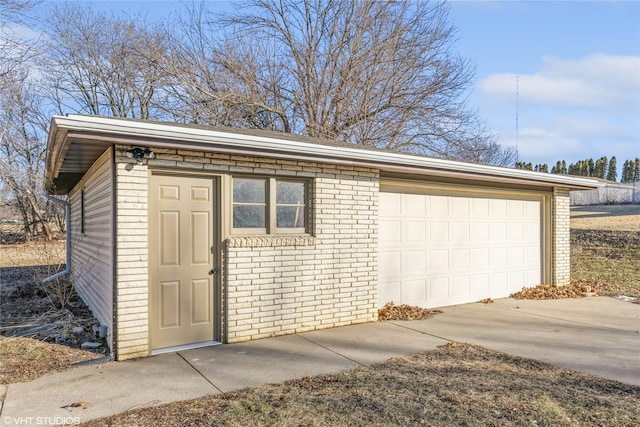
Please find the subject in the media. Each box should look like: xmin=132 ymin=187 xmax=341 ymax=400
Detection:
xmin=1 ymin=297 xmax=638 ymax=424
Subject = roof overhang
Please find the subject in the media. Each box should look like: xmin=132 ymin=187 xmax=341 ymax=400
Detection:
xmin=45 ymin=115 xmax=603 ymax=194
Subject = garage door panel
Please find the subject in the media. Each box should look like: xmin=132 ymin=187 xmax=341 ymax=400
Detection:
xmin=406 ymin=194 xmax=427 ymax=214
xmin=525 ymin=222 xmax=540 ymax=240
xmin=405 ymin=221 xmax=427 ymax=243
xmin=508 ymin=247 xmax=524 ymax=265
xmin=379 ymin=279 xmax=402 ymax=304
xmin=379 ymin=251 xmax=402 ymax=275
xmin=509 ymin=271 xmax=525 ymax=290
xmin=508 ymin=222 xmax=524 ymax=239
xmin=471 ymin=222 xmax=490 ymax=240
xmin=430 ymin=222 xmax=449 ymax=242
xmin=452 ymin=222 xmax=470 ymax=241
xmin=491 ymin=199 xmax=507 ymax=216
xmin=525 ymin=244 xmax=541 ymax=261
xmin=491 ymin=222 xmax=507 ymax=240
xmin=471 ymin=248 xmax=489 ymax=268
xmin=428 ymin=277 xmax=449 ymax=298
xmin=429 ymin=250 xmax=449 ymax=271
xmin=405 ymin=250 xmax=427 ymax=272
xmin=508 ymin=199 xmax=524 ymax=216
xmin=379 ymin=219 xmax=401 ymax=243
xmin=471 ymin=198 xmax=490 ymax=216
xmin=472 ymin=274 xmax=490 ymax=293
xmin=491 ymin=271 xmax=508 ymax=291
xmin=406 ymin=279 xmax=427 ymax=301
xmin=379 ymin=191 xmax=543 ymax=309
xmin=450 ymin=249 xmax=470 ymax=269
xmin=380 ymin=193 xmax=401 ymax=214
xmin=452 ymin=276 xmax=470 ymax=296
xmin=490 ymin=247 xmax=508 ymax=266
xmin=451 ymin=197 xmax=469 ymax=216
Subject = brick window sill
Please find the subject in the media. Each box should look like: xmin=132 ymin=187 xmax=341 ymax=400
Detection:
xmin=226 ymin=235 xmax=316 ymax=248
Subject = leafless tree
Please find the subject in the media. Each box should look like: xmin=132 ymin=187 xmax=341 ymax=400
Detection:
xmin=0 ymin=74 xmax=55 ymax=239
xmin=41 ymin=4 xmax=168 ymax=119
xmin=163 ymin=0 xmax=515 ymax=165
xmin=0 ymin=0 xmax=40 ymax=82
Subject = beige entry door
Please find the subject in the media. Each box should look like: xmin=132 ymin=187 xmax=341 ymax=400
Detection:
xmin=149 ymin=174 xmax=217 ymax=350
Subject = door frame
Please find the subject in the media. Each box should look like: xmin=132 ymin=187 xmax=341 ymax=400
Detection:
xmin=148 ymin=170 xmax=223 ymax=354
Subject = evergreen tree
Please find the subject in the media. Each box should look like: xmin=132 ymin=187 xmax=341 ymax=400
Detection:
xmin=581 ymin=160 xmax=590 ymax=176
xmin=594 ymin=159 xmax=604 ymax=179
xmin=606 ymin=157 xmax=617 ymax=181
xmin=534 ymin=163 xmax=549 ymax=173
xmin=561 ymin=160 xmax=567 ymax=174
xmin=621 ymin=160 xmax=633 ymax=183
xmin=588 ymin=158 xmax=595 ymax=176
xmin=634 ymin=158 xmax=640 ymax=182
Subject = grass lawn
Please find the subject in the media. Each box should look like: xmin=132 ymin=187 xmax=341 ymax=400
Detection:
xmin=570 ymin=205 xmax=640 ymax=298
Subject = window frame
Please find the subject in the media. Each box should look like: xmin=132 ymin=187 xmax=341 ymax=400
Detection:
xmin=231 ymin=176 xmax=311 ymax=236
xmin=80 ymin=187 xmax=86 ymax=235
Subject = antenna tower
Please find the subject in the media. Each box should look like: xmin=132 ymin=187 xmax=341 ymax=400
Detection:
xmin=516 ymin=75 xmax=519 ymax=142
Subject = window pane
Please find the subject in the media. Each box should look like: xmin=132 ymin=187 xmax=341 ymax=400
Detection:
xmin=233 ymin=205 xmax=266 ymax=228
xmin=277 ymin=206 xmax=305 ymax=228
xmin=276 ymin=181 xmax=305 ymax=204
xmin=233 ymin=178 xmax=266 ymax=203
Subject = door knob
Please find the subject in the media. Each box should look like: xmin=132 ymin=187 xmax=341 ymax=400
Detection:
xmin=208 ymin=267 xmax=218 ymax=275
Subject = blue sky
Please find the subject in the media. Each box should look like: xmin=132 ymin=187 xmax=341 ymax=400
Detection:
xmin=448 ymin=1 xmax=640 ymax=170
xmin=37 ymin=0 xmax=640 ymax=171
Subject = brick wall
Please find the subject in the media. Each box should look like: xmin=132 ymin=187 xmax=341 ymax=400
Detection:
xmin=114 ymin=145 xmax=379 ymax=357
xmin=114 ymin=147 xmax=150 ymax=360
xmin=224 ymin=165 xmax=379 ymax=342
xmin=552 ymin=188 xmax=571 ymax=286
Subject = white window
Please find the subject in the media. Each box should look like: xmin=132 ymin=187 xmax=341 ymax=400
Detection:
xmin=232 ymin=177 xmax=309 ymax=234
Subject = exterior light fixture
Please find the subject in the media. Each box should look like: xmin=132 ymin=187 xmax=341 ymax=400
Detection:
xmin=125 ymin=147 xmax=155 ymax=165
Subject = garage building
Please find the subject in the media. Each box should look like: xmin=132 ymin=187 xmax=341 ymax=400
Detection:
xmin=45 ymin=115 xmax=598 ymax=359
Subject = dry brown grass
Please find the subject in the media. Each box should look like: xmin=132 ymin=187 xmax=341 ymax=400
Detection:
xmin=570 ymin=204 xmax=640 ymax=232
xmin=0 ymin=336 xmax=99 ymax=384
xmin=570 ymin=205 xmax=640 ymax=298
xmin=0 ymin=239 xmax=66 ymax=268
xmin=84 ymin=344 xmax=640 ymax=427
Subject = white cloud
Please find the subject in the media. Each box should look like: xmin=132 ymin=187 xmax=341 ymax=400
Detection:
xmin=480 ymin=54 xmax=640 ymax=111
xmin=500 ymin=116 xmax=637 ymax=167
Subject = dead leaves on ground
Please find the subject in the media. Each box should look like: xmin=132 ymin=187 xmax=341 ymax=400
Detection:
xmin=378 ymin=302 xmax=443 ymax=321
xmin=510 ymin=283 xmax=593 ymax=300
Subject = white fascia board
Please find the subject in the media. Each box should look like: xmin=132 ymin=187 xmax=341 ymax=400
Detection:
xmin=52 ymin=115 xmax=602 ymax=190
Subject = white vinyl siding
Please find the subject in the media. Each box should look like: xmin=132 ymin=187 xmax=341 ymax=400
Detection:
xmin=69 ymin=148 xmax=114 ymax=347
xmin=379 ymin=185 xmax=545 ymax=308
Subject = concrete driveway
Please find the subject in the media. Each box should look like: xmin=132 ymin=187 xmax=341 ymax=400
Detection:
xmin=1 ymin=297 xmax=638 ymax=424
xmin=389 ymin=296 xmax=640 ymax=386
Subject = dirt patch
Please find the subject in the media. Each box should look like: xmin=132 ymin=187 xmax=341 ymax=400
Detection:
xmin=1 ymin=266 xmax=108 ymax=343
xmin=85 ymin=343 xmax=640 ymax=427
xmin=571 ymin=204 xmax=640 ymax=231
xmin=0 ymin=264 xmax=109 ymax=383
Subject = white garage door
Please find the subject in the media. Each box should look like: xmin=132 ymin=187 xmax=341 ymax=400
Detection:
xmin=379 ymin=189 xmax=543 ymax=308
